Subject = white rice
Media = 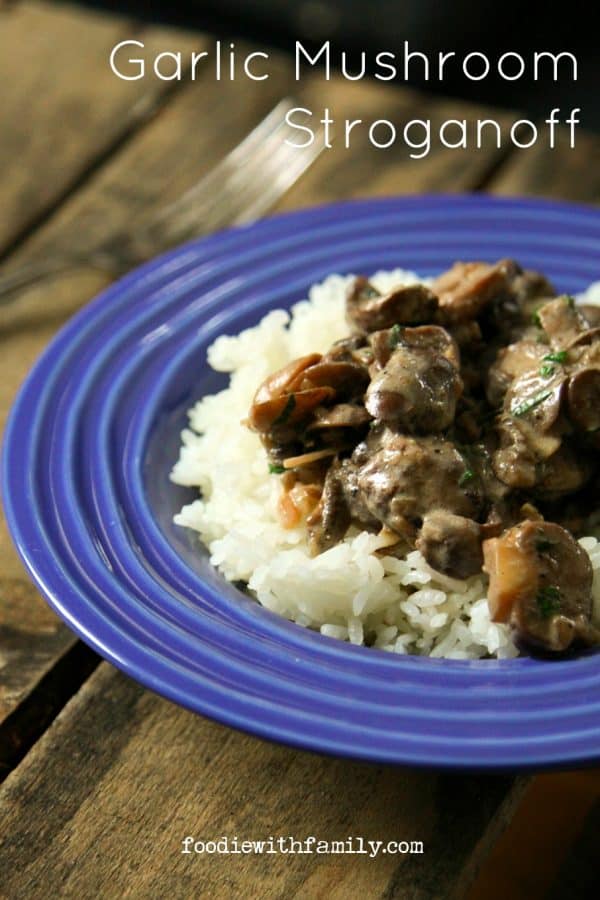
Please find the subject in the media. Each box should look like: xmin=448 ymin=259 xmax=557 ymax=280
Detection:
xmin=171 ymin=270 xmax=600 ymax=659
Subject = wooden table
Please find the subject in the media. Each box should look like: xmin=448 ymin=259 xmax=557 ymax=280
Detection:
xmin=0 ymin=3 xmax=598 ymax=898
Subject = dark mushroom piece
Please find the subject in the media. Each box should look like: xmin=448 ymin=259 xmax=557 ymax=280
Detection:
xmin=432 ymin=259 xmax=518 ymax=324
xmin=248 ymin=352 xmax=370 ymax=457
xmin=308 ymin=403 xmax=372 ymax=430
xmin=365 ymin=325 xmax=462 ymax=432
xmin=306 ymin=461 xmax=351 ymax=552
xmin=353 ymin=430 xmax=484 ymax=536
xmin=479 ymin=265 xmax=556 ymax=343
xmin=566 ymin=326 xmax=600 ymax=353
xmin=511 ymin=268 xmax=557 ymax=307
xmin=248 ymin=354 xmax=327 ymax=432
xmin=568 ymin=368 xmax=600 ymax=432
xmin=295 ymin=359 xmax=369 ymax=401
xmin=486 ymin=340 xmax=549 ymax=407
xmin=322 ymin=334 xmax=368 ymax=361
xmin=307 ymin=457 xmax=380 ymax=554
xmin=483 ymin=520 xmax=598 ymax=653
xmin=492 ymin=366 xmax=566 ymax=489
xmin=304 ymin=403 xmax=372 ymax=454
xmin=534 ymin=442 xmax=595 ymax=499
xmin=416 ymin=510 xmax=483 ymax=579
xmin=346 ymin=276 xmax=438 ymax=334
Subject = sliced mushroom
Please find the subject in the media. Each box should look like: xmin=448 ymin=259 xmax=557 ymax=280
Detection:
xmin=346 ymin=276 xmax=437 ymax=333
xmin=492 ymin=412 xmax=564 ymax=491
xmin=492 ymin=423 xmax=540 ymax=489
xmin=306 ymin=462 xmax=351 ymax=554
xmin=567 ymin=368 xmax=600 ymax=432
xmin=511 ymin=268 xmax=557 ymax=307
xmin=248 ymin=353 xmax=367 ymax=436
xmin=534 ymin=442 xmax=594 ymax=498
xmin=307 ymin=457 xmax=380 ymax=554
xmin=483 ymin=520 xmax=595 ymax=653
xmin=252 ymin=354 xmax=322 ymax=407
xmin=486 ymin=340 xmax=549 ymax=407
xmin=322 ymin=334 xmax=368 ymax=361
xmin=307 ymin=403 xmax=372 ymax=431
xmin=295 ymin=360 xmax=369 ymax=400
xmin=416 ymin=510 xmax=483 ymax=579
xmin=365 ymin=325 xmax=462 ymax=432
xmin=249 ymin=386 xmax=336 ymax=433
xmin=432 ymin=259 xmax=517 ymax=324
xmin=504 ymin=369 xmax=565 ymax=432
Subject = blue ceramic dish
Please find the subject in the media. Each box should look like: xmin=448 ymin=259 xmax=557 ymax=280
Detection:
xmin=3 ymin=195 xmax=600 ymax=769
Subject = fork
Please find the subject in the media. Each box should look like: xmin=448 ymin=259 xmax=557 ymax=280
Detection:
xmin=0 ymin=99 xmax=323 ymax=304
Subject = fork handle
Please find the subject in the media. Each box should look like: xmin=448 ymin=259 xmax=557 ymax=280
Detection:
xmin=0 ymin=255 xmax=123 ymax=306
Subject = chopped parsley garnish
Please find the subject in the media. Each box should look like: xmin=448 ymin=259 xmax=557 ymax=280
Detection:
xmin=513 ymin=390 xmax=553 ymax=417
xmin=388 ymin=323 xmax=403 ymax=349
xmin=539 ymin=363 xmax=555 ymax=378
xmin=531 ymin=307 xmax=543 ymax=328
xmin=272 ymin=394 xmax=296 ymax=426
xmin=539 ymin=351 xmax=567 ymax=378
xmin=459 ymin=468 xmax=475 ymax=487
xmin=268 ymin=463 xmax=285 ymax=474
xmin=535 ymin=585 xmax=561 ymax=618
xmin=566 ymin=295 xmax=576 ymax=308
xmin=544 ymin=351 xmax=567 ymax=364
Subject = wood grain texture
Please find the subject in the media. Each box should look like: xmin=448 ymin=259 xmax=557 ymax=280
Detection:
xmin=0 ymin=10 xmax=292 ymax=748
xmin=0 ymin=56 xmax=295 ymax=335
xmin=275 ymin=84 xmax=517 ymax=212
xmin=487 ymin=127 xmax=600 ymax=203
xmin=467 ymin=770 xmax=600 ymax=900
xmin=0 ymin=0 xmax=203 ymax=259
xmin=0 ymin=0 xmax=202 ymax=756
xmin=548 ymin=798 xmax=600 ymax=900
xmin=0 ymin=664 xmax=528 ymax=900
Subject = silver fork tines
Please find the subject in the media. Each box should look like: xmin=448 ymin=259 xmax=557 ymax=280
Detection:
xmin=0 ymin=99 xmax=324 ymax=305
xmin=147 ymin=100 xmax=323 ymax=248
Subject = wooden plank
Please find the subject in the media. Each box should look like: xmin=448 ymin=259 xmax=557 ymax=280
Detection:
xmin=0 ymin=0 xmax=203 ymax=259
xmin=0 ymin=78 xmax=514 ymax=335
xmin=486 ymin=128 xmax=600 ymax=203
xmin=548 ymin=797 xmax=600 ymax=900
xmin=0 ymin=55 xmax=299 ymax=758
xmin=466 ymin=770 xmax=600 ymax=900
xmin=0 ymin=48 xmax=295 ymax=753
xmin=275 ymin=85 xmax=517 ymax=211
xmin=0 ymin=664 xmax=528 ymax=899
xmin=0 ymin=2 xmax=202 ymax=762
xmin=0 ymin=54 xmax=296 ymax=334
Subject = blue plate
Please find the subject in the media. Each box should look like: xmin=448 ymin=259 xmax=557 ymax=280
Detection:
xmin=3 ymin=195 xmax=600 ymax=769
